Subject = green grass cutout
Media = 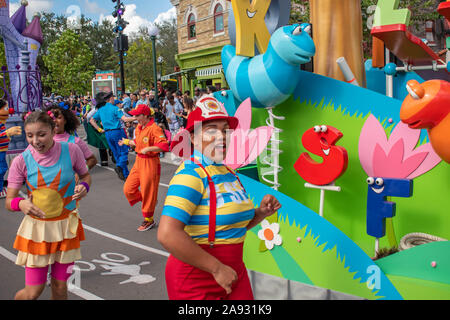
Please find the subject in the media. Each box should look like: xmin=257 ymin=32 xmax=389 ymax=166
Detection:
xmin=251 ymin=96 xmax=450 ymax=259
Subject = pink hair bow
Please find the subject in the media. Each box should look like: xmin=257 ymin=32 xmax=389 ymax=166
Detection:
xmin=47 ymin=111 xmax=56 ymax=120
xmin=24 ymin=111 xmax=32 ymax=120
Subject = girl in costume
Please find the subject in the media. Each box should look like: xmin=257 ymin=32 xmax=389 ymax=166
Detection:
xmin=158 ymin=95 xmax=281 ymax=300
xmin=5 ymin=111 xmax=91 ymax=300
xmin=119 ymin=104 xmax=169 ymax=231
xmin=46 ymin=105 xmax=98 ymax=170
xmin=89 ymin=91 xmax=135 ymax=181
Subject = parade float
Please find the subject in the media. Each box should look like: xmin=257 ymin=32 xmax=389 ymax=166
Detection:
xmin=0 ymin=0 xmax=43 ymax=153
xmin=0 ymin=0 xmax=43 ymax=197
xmin=212 ymin=0 xmax=449 ymax=300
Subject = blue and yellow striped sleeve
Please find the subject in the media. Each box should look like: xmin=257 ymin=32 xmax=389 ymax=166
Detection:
xmin=162 ymin=165 xmax=205 ymax=225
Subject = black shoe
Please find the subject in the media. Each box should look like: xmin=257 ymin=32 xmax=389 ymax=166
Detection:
xmin=109 ymin=150 xmax=116 ymax=163
xmin=114 ymin=167 xmax=126 ymax=181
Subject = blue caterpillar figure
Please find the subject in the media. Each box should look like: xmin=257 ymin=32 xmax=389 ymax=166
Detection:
xmin=222 ymin=23 xmax=316 ymax=108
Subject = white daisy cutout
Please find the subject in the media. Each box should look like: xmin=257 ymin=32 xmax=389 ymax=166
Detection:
xmin=258 ymin=219 xmax=282 ymax=250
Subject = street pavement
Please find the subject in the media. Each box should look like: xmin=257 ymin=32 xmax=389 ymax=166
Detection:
xmin=0 ymin=128 xmax=180 ymax=300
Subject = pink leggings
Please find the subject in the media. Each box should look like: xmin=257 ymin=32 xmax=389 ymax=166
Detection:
xmin=25 ymin=262 xmax=74 ymax=286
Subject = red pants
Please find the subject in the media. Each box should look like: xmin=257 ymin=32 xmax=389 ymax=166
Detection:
xmin=123 ymin=155 xmax=161 ymax=220
xmin=165 ymin=243 xmax=254 ymax=300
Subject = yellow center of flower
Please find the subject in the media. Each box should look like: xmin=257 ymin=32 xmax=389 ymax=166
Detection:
xmin=32 ymin=188 xmax=64 ymax=218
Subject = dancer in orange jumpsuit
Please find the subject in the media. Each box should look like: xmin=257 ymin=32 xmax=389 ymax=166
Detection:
xmin=120 ymin=104 xmax=169 ymax=231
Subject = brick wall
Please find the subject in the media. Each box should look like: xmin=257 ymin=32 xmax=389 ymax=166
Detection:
xmin=175 ymin=0 xmax=231 ymax=55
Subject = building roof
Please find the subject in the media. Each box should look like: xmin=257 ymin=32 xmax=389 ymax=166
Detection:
xmin=10 ymin=2 xmax=27 ymax=34
xmin=22 ymin=14 xmax=43 ymax=44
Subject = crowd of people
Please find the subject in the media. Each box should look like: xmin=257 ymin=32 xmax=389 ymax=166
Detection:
xmin=42 ymin=84 xmax=219 ymax=167
xmin=121 ymin=84 xmax=221 ymax=139
xmin=44 ymin=83 xmax=222 ymax=143
xmin=4 ymin=84 xmax=281 ymax=301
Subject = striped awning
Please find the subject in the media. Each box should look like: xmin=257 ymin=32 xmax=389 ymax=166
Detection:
xmin=195 ymin=65 xmax=223 ymax=77
xmin=161 ymin=68 xmax=195 ymax=81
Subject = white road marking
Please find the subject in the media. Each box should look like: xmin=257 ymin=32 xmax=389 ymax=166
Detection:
xmin=0 ymin=246 xmax=17 ymax=263
xmin=95 ymin=163 xmax=115 ymax=172
xmin=68 ymin=285 xmax=103 ymax=300
xmin=0 ymin=246 xmax=104 ymax=300
xmin=17 ymin=193 xmax=170 ymax=259
xmin=16 ymin=192 xmax=170 ymax=258
xmin=95 ymin=164 xmax=170 ymax=188
xmin=82 ymin=224 xmax=170 ymax=257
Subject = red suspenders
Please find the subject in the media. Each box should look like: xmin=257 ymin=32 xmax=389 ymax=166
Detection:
xmin=189 ymin=157 xmax=246 ymax=247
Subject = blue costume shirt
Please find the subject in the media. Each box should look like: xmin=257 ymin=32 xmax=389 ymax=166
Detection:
xmin=92 ymin=103 xmax=124 ymax=130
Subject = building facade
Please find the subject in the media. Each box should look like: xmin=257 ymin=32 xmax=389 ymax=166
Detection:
xmin=168 ymin=0 xmax=231 ymax=93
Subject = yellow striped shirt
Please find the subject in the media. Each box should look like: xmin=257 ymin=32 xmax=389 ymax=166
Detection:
xmin=162 ymin=150 xmax=255 ymax=245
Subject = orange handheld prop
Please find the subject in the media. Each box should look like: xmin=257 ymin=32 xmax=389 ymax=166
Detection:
xmin=400 ymin=80 xmax=450 ymax=163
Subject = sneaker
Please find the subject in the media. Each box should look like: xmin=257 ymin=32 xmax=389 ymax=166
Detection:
xmin=137 ymin=220 xmax=156 ymax=231
xmin=114 ymin=166 xmax=126 ymax=181
xmin=0 ymin=189 xmax=6 ymax=199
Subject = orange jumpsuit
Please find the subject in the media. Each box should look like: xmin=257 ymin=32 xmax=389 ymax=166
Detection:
xmin=123 ymin=119 xmax=169 ymax=222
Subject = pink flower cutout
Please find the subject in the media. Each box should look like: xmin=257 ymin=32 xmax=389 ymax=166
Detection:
xmin=359 ymin=114 xmax=441 ymax=179
xmin=224 ymin=98 xmax=274 ymax=169
xmin=171 ymin=98 xmax=273 ymax=169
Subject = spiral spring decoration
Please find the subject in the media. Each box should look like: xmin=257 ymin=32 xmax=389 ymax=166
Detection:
xmin=260 ymin=107 xmax=285 ymax=190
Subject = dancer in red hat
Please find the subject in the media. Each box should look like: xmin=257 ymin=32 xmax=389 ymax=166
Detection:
xmin=120 ymin=104 xmax=169 ymax=231
xmin=158 ymin=95 xmax=281 ymax=300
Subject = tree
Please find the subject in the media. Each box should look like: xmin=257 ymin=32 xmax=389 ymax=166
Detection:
xmin=38 ymin=12 xmax=119 ymax=88
xmin=37 ymin=12 xmax=68 ymax=93
xmin=43 ymin=29 xmax=95 ymax=96
xmin=123 ymin=18 xmax=178 ymax=92
xmin=76 ymin=17 xmax=119 ymax=71
xmin=290 ymin=0 xmax=310 ymax=24
xmin=124 ymin=37 xmax=155 ymax=91
xmin=155 ymin=18 xmax=178 ymax=76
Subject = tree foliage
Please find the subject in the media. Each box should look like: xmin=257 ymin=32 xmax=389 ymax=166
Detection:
xmin=76 ymin=17 xmax=119 ymax=71
xmin=4 ymin=10 xmax=178 ymax=95
xmin=123 ymin=18 xmax=178 ymax=92
xmin=42 ymin=29 xmax=95 ymax=96
xmin=38 ymin=12 xmax=118 ymax=94
xmin=155 ymin=18 xmax=178 ymax=77
xmin=124 ymin=38 xmax=155 ymax=90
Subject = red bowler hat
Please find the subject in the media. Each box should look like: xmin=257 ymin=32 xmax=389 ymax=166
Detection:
xmin=128 ymin=104 xmax=154 ymax=116
xmin=170 ymin=95 xmax=239 ymax=159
